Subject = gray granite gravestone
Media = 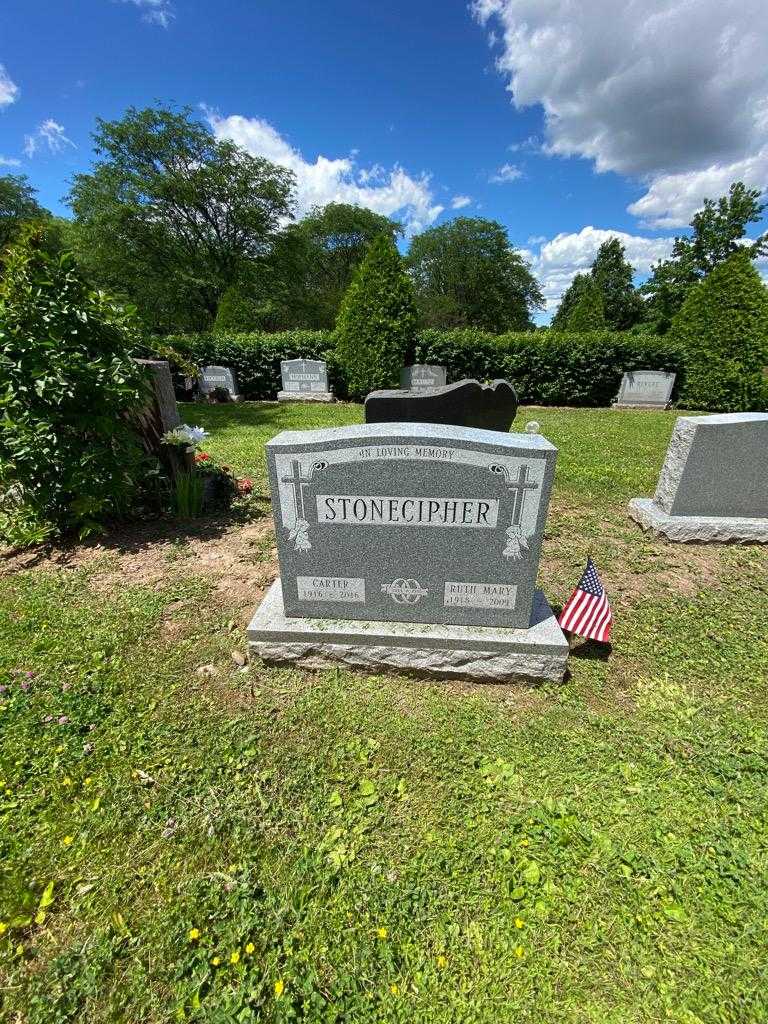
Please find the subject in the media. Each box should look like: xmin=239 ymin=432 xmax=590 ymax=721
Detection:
xmin=614 ymin=370 xmax=676 ymax=408
xmin=248 ymin=422 xmax=568 ymax=681
xmin=199 ymin=365 xmax=242 ymax=402
xmin=365 ymin=379 xmax=518 ymax=432
xmin=278 ymin=359 xmax=334 ymax=402
xmin=401 ymin=364 xmax=447 ymax=391
xmin=134 ymin=359 xmax=180 ymax=434
xmin=629 ymin=412 xmax=768 ymax=542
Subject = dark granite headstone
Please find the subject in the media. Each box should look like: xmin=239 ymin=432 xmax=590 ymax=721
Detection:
xmin=401 ymin=365 xmax=447 ymax=391
xmin=365 ymin=379 xmax=518 ymax=432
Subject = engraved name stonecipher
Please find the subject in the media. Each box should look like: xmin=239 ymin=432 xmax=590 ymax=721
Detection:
xmin=267 ymin=423 xmax=557 ymax=629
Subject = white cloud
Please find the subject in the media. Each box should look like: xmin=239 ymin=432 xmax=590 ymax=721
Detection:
xmin=119 ymin=0 xmax=174 ymax=28
xmin=528 ymin=226 xmax=675 ymax=314
xmin=451 ymin=195 xmax=473 ymax=209
xmin=0 ymin=64 xmax=19 ymax=108
xmin=206 ymin=110 xmax=444 ymax=235
xmin=24 ymin=119 xmax=76 ymax=158
xmin=473 ymin=0 xmax=768 ymax=226
xmin=628 ymin=146 xmax=768 ymax=227
xmin=490 ymin=162 xmax=522 ymax=183
xmin=0 ymin=155 xmax=21 ymax=167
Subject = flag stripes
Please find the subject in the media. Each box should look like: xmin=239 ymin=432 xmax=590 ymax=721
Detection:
xmin=558 ymin=556 xmax=613 ymax=643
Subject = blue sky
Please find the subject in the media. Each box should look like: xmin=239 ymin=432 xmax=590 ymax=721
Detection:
xmin=1 ymin=0 xmax=766 ymax=318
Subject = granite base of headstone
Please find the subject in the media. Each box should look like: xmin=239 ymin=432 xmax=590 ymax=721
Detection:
xmin=613 ymin=370 xmax=676 ymax=409
xmin=247 ymin=422 xmax=568 ymax=683
xmin=365 ymin=379 xmax=517 ymax=432
xmin=629 ymin=412 xmax=768 ymax=542
xmin=278 ymin=359 xmax=334 ymax=403
xmin=199 ymin=365 xmax=243 ymax=402
xmin=401 ymin=364 xmax=447 ymax=391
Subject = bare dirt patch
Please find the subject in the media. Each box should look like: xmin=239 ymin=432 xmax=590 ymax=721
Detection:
xmin=1 ymin=507 xmax=279 ymax=623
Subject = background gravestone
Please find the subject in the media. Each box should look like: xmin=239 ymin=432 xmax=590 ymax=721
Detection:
xmin=614 ymin=370 xmax=676 ymax=408
xmin=365 ymin=379 xmax=517 ymax=432
xmin=629 ymin=412 xmax=768 ymax=542
xmin=278 ymin=359 xmax=334 ymax=402
xmin=248 ymin=423 xmax=567 ymax=681
xmin=199 ymin=365 xmax=242 ymax=402
xmin=401 ymin=365 xmax=447 ymax=391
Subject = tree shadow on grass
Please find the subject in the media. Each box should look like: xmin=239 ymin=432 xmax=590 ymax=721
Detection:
xmin=2 ymin=495 xmax=273 ymax=573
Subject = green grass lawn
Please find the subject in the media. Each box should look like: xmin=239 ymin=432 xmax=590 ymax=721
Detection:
xmin=1 ymin=404 xmax=767 ymax=1024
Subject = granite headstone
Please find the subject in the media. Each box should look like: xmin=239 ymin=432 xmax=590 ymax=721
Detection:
xmin=248 ymin=423 xmax=567 ymax=681
xmin=401 ymin=364 xmax=447 ymax=391
xmin=629 ymin=412 xmax=768 ymax=542
xmin=278 ymin=359 xmax=334 ymax=402
xmin=365 ymin=379 xmax=518 ymax=432
xmin=614 ymin=370 xmax=676 ymax=408
xmin=199 ymin=365 xmax=242 ymax=401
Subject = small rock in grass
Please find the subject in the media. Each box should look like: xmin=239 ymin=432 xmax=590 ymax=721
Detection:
xmin=195 ymin=664 xmax=219 ymax=679
xmin=231 ymin=650 xmax=247 ymax=667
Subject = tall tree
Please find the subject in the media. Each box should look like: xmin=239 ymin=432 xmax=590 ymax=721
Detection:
xmin=407 ymin=217 xmax=543 ymax=332
xmin=642 ymin=182 xmax=768 ymax=332
xmin=591 ymin=238 xmax=643 ymax=329
xmin=565 ymin=276 xmax=606 ymax=331
xmin=551 ymin=273 xmax=592 ymax=330
xmin=670 ymin=249 xmax=768 ymax=412
xmin=0 ymin=175 xmax=50 ymax=252
xmin=68 ymin=105 xmax=295 ymax=333
xmin=335 ymin=234 xmax=417 ymax=399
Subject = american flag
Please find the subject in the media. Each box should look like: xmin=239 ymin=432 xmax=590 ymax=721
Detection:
xmin=558 ymin=557 xmax=613 ymax=643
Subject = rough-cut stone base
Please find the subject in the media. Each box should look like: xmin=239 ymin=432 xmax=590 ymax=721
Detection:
xmin=277 ymin=391 xmax=335 ymax=403
xmin=248 ymin=580 xmax=569 ymax=683
xmin=628 ymin=497 xmax=768 ymax=543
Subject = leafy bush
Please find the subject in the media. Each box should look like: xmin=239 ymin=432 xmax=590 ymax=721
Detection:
xmin=0 ymin=229 xmax=149 ymax=542
xmin=670 ymin=249 xmax=768 ymax=411
xmin=335 ymin=234 xmax=417 ymax=399
xmin=414 ymin=329 xmax=685 ymax=406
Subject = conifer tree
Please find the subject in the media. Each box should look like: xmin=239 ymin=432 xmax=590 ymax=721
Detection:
xmin=565 ymin=277 xmax=606 ymax=331
xmin=335 ymin=234 xmax=417 ymax=399
xmin=670 ymin=248 xmax=768 ymax=411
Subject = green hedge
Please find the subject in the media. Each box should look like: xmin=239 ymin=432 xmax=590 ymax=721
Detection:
xmin=415 ymin=329 xmax=685 ymax=406
xmin=161 ymin=331 xmax=336 ymax=400
xmin=156 ymin=328 xmax=686 ymax=406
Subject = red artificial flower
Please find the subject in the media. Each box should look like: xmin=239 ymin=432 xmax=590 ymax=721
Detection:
xmin=237 ymin=478 xmax=253 ymax=495
xmin=195 ymin=452 xmax=211 ymax=462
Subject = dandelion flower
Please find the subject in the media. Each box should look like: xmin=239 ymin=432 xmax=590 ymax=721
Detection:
xmin=62 ymin=835 xmax=74 ymax=846
xmin=230 ymin=951 xmax=240 ymax=965
xmin=274 ymin=979 xmax=285 ymax=998
xmin=0 ymin=922 xmax=7 ymax=936
xmin=212 ymin=956 xmax=221 ymax=966
xmin=245 ymin=942 xmax=255 ymax=955
xmin=514 ymin=945 xmax=525 ymax=958
xmin=188 ymin=928 xmax=200 ymax=941
xmin=377 ymin=927 xmax=388 ymax=940
xmin=436 ymin=955 xmax=447 ymax=968
xmin=390 ymin=984 xmax=399 ymax=996
xmin=514 ymin=917 xmax=524 ymax=929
